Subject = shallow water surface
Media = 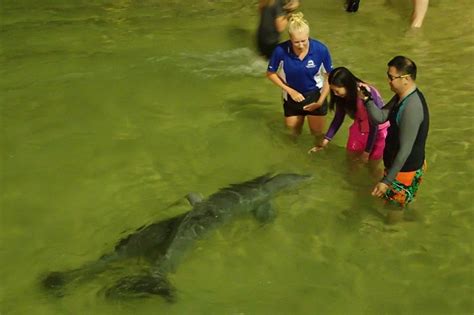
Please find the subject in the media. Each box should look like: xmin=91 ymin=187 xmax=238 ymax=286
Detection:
xmin=1 ymin=0 xmax=473 ymax=314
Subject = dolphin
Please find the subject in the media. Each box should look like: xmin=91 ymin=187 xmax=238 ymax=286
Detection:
xmin=41 ymin=173 xmax=312 ymax=301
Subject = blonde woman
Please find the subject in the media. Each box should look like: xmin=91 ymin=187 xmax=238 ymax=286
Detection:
xmin=266 ymin=12 xmax=332 ymax=137
xmin=257 ymin=0 xmax=299 ymax=59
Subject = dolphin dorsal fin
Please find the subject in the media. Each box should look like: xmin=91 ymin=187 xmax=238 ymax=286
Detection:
xmin=185 ymin=192 xmax=204 ymax=206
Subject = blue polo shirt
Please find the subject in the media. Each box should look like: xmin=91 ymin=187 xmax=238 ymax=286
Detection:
xmin=267 ymin=38 xmax=333 ymax=94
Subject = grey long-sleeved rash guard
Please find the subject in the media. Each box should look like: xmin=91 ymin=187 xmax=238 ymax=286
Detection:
xmin=364 ymin=88 xmax=426 ymax=184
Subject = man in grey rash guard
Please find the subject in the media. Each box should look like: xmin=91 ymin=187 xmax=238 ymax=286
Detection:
xmin=361 ymin=56 xmax=429 ymax=223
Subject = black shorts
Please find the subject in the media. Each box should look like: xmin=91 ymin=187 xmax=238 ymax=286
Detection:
xmin=283 ymin=89 xmax=328 ymax=117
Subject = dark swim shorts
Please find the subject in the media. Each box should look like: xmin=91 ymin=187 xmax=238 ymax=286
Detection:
xmin=283 ymin=89 xmax=328 ymax=117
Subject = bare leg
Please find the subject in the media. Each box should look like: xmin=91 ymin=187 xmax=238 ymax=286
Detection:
xmin=307 ymin=115 xmax=325 ymax=143
xmin=371 ymin=202 xmax=405 ymax=225
xmin=346 ymin=151 xmax=364 ymax=175
xmin=284 ymin=115 xmax=305 ymax=136
xmin=386 ymin=208 xmax=404 ymax=224
xmin=411 ymin=0 xmax=429 ymax=28
xmin=346 ymin=0 xmax=360 ymax=12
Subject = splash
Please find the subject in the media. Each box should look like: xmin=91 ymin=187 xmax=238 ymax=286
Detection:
xmin=147 ymin=48 xmax=268 ymax=79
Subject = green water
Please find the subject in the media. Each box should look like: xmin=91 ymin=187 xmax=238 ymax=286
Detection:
xmin=1 ymin=0 xmax=473 ymax=314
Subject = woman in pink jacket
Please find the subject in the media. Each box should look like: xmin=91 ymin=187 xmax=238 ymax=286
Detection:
xmin=309 ymin=67 xmax=389 ymax=177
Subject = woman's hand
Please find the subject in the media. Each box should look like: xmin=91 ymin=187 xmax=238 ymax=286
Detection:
xmin=308 ymin=145 xmax=324 ymax=154
xmin=303 ymin=101 xmax=322 ymax=112
xmin=288 ymin=89 xmax=305 ymax=102
xmin=308 ymin=139 xmax=329 ymax=154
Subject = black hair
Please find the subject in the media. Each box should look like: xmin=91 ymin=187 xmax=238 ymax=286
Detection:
xmin=387 ymin=56 xmax=417 ymax=80
xmin=328 ymin=67 xmax=365 ymax=119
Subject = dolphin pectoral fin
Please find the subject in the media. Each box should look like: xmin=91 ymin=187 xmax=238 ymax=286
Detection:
xmin=104 ymin=274 xmax=176 ymax=302
xmin=253 ymin=202 xmax=276 ymax=224
xmin=185 ymin=192 xmax=204 ymax=206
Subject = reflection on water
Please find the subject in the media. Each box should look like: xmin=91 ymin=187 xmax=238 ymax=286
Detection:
xmin=1 ymin=0 xmax=473 ymax=314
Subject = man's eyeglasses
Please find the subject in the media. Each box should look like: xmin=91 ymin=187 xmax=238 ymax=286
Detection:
xmin=387 ymin=73 xmax=410 ymax=81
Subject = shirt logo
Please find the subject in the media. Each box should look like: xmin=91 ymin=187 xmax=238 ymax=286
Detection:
xmin=306 ymin=60 xmax=316 ymax=68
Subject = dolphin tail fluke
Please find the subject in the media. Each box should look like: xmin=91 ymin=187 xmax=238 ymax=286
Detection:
xmin=104 ymin=273 xmax=176 ymax=302
xmin=41 ymin=253 xmax=118 ymax=296
xmin=41 ymin=270 xmax=76 ymax=297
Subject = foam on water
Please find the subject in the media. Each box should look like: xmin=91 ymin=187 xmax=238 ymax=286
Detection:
xmin=147 ymin=47 xmax=268 ymax=79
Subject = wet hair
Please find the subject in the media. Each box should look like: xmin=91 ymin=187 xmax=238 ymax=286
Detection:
xmin=387 ymin=56 xmax=417 ymax=80
xmin=288 ymin=12 xmax=309 ymax=35
xmin=328 ymin=67 xmax=365 ymax=119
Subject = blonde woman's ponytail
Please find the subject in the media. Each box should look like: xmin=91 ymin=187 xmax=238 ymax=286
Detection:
xmin=288 ymin=12 xmax=310 ymax=35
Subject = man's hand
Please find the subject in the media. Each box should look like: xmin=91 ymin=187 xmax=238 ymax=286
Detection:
xmin=372 ymin=182 xmax=389 ymax=198
xmin=357 ymin=83 xmax=371 ymax=101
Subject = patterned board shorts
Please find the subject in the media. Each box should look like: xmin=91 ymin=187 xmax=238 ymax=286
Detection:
xmin=384 ymin=163 xmax=426 ymax=207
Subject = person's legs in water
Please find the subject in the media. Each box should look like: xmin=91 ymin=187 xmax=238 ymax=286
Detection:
xmin=283 ymin=91 xmax=326 ymax=141
xmin=386 ymin=207 xmax=404 ymax=224
xmin=367 ymin=126 xmax=387 ymax=180
xmin=345 ymin=123 xmax=368 ymax=176
xmin=345 ymin=151 xmax=365 ymax=176
xmin=340 ymin=150 xmax=378 ymax=222
xmin=285 ymin=115 xmax=305 ymax=136
xmin=345 ymin=121 xmax=387 ymax=180
xmin=307 ymin=115 xmax=325 ymax=143
xmin=306 ymin=97 xmax=327 ymax=143
xmin=368 ymin=159 xmax=384 ymax=182
xmin=383 ymin=166 xmax=426 ymax=224
xmin=411 ymin=0 xmax=429 ymax=28
xmin=344 ymin=150 xmax=383 ymax=186
xmin=283 ymin=96 xmax=314 ymax=137
xmin=346 ymin=0 xmax=360 ymax=12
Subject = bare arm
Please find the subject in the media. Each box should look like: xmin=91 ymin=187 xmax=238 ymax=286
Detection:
xmin=275 ymin=0 xmax=301 ymax=32
xmin=318 ymin=73 xmax=330 ymax=104
xmin=274 ymin=15 xmax=288 ymax=33
xmin=266 ymin=71 xmax=304 ymax=102
xmin=303 ymin=73 xmax=330 ymax=111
